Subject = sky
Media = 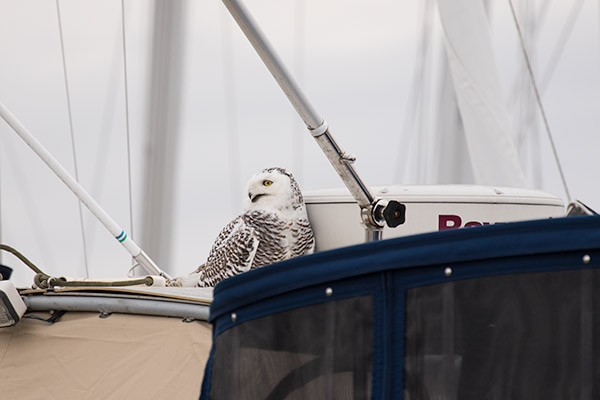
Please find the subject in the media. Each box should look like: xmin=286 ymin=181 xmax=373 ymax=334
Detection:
xmin=0 ymin=0 xmax=599 ymax=287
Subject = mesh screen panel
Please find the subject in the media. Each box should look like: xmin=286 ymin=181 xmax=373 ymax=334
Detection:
xmin=405 ymin=268 xmax=599 ymax=399
xmin=210 ymin=295 xmax=373 ymax=399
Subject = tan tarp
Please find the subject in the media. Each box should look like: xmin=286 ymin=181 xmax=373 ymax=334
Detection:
xmin=0 ymin=311 xmax=212 ymax=399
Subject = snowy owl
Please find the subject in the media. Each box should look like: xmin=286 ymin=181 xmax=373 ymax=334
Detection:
xmin=169 ymin=167 xmax=315 ymax=287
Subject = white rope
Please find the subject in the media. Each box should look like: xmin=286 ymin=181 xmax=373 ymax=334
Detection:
xmin=56 ymin=0 xmax=90 ymax=277
xmin=121 ymin=0 xmax=135 ymax=242
xmin=508 ymin=0 xmax=572 ymax=203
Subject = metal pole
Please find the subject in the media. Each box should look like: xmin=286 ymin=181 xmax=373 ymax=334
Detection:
xmin=222 ymin=0 xmax=377 ymax=212
xmin=222 ymin=0 xmax=320 ymax=129
xmin=24 ymin=295 xmax=210 ymax=321
xmin=0 ymin=103 xmax=171 ymax=280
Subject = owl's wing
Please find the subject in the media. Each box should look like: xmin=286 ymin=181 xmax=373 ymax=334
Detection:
xmin=197 ymin=216 xmax=260 ymax=287
xmin=293 ymin=217 xmax=315 ymax=256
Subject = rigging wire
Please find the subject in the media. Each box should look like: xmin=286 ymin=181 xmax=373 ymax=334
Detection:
xmin=510 ymin=0 xmax=584 ymax=118
xmin=55 ymin=0 xmax=91 ymax=278
xmin=121 ymin=0 xmax=136 ymax=244
xmin=507 ymin=0 xmax=572 ymax=202
xmin=518 ymin=0 xmax=584 ymax=187
xmin=538 ymin=0 xmax=585 ymax=90
xmin=69 ymin=24 xmax=125 ymax=266
xmin=507 ymin=0 xmax=553 ymax=109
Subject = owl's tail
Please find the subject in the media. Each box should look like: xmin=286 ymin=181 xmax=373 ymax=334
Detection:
xmin=166 ymin=263 xmax=207 ymax=287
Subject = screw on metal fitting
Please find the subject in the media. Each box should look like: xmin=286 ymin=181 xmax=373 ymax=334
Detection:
xmin=339 ymin=152 xmax=356 ymax=164
xmin=444 ymin=267 xmax=453 ymax=277
xmin=231 ymin=313 xmax=237 ymax=322
xmin=583 ymin=254 xmax=591 ymax=264
xmin=325 ymin=287 xmax=333 ymax=297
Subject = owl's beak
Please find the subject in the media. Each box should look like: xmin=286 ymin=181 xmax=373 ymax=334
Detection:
xmin=249 ymin=191 xmax=265 ymax=203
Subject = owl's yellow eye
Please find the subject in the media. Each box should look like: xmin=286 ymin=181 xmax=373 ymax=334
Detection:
xmin=263 ymin=180 xmax=273 ymax=186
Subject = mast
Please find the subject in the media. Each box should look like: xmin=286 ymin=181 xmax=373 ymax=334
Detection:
xmin=140 ymin=1 xmax=187 ymax=271
xmin=221 ymin=0 xmax=405 ymax=240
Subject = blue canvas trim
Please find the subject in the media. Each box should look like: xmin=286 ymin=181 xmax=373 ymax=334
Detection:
xmin=210 ymin=216 xmax=600 ymax=322
xmin=379 ymin=272 xmax=396 ymax=399
xmin=370 ymin=273 xmax=387 ymax=400
xmin=213 ymin=273 xmax=381 ymax=337
xmin=397 ymin=249 xmax=600 ymax=292
xmin=391 ymin=272 xmax=406 ymax=400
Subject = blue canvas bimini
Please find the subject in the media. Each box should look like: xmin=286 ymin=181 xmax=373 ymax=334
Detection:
xmin=201 ymin=216 xmax=600 ymax=399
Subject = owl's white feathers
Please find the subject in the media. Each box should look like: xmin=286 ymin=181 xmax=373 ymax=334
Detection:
xmin=169 ymin=167 xmax=314 ymax=287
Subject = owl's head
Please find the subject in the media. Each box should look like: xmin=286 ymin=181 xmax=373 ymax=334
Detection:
xmin=245 ymin=167 xmax=304 ymax=212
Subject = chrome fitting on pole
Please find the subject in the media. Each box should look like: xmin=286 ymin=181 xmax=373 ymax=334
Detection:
xmin=309 ymin=120 xmax=328 ymax=137
xmin=362 ymin=200 xmax=387 ymax=229
xmin=361 ymin=199 xmax=406 ymax=229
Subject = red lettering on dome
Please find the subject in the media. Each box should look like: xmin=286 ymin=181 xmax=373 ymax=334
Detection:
xmin=439 ymin=215 xmax=492 ymax=230
xmin=439 ymin=215 xmax=462 ymax=230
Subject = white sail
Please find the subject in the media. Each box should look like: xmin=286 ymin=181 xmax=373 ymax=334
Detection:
xmin=437 ymin=0 xmax=526 ymax=187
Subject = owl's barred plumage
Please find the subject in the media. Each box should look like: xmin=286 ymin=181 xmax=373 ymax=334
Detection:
xmin=168 ymin=167 xmax=315 ymax=287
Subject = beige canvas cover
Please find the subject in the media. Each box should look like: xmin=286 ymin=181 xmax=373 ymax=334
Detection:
xmin=0 ymin=311 xmax=212 ymax=399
